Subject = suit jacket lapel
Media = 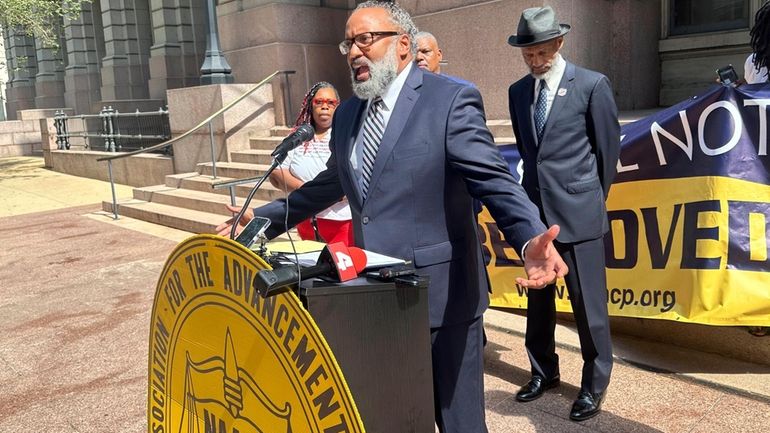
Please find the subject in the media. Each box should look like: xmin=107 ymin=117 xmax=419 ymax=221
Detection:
xmin=365 ymin=65 xmax=422 ymax=201
xmin=521 ymin=76 xmax=539 ymax=153
xmin=341 ymin=98 xmax=367 ymax=207
xmin=540 ymin=62 xmax=575 ymax=148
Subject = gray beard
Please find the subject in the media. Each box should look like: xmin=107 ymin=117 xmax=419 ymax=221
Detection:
xmin=351 ymin=42 xmax=398 ymax=100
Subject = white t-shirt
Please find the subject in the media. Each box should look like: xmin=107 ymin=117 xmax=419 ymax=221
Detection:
xmin=744 ymin=53 xmax=769 ymax=84
xmin=280 ymin=130 xmax=351 ymax=221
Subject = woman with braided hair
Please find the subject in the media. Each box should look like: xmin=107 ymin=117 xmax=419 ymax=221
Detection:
xmin=268 ymin=82 xmax=354 ymax=246
xmin=745 ymin=1 xmax=770 ymax=84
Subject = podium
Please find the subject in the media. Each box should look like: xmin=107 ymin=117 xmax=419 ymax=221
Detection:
xmin=148 ymin=235 xmax=434 ymax=433
xmin=300 ymin=276 xmax=435 ymax=433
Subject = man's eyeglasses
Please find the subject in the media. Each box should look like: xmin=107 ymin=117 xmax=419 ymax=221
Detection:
xmin=338 ymin=31 xmax=401 ymax=55
xmin=313 ymin=98 xmax=339 ymax=108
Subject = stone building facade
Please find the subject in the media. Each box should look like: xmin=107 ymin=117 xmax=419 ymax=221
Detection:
xmin=1 ymin=0 xmax=761 ymax=121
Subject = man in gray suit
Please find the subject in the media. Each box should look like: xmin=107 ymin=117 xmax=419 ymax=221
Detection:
xmin=218 ymin=2 xmax=567 ymax=432
xmin=507 ymin=6 xmax=621 ymax=422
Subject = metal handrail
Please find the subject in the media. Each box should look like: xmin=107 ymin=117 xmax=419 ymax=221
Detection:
xmin=98 ymin=69 xmax=296 ymax=219
xmin=96 ymin=70 xmax=292 ymax=163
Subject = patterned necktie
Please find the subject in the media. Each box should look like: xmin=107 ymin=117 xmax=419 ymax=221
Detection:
xmin=361 ymin=97 xmax=385 ymax=198
xmin=534 ymin=80 xmax=548 ymax=143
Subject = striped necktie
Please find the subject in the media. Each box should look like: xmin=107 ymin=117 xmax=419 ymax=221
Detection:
xmin=361 ymin=97 xmax=385 ymax=198
xmin=534 ymin=80 xmax=548 ymax=143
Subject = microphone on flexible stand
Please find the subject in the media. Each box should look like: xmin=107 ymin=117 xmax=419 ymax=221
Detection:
xmin=212 ymin=124 xmax=315 ymax=241
xmin=271 ymin=123 xmax=315 ymax=159
xmin=255 ymin=243 xmax=368 ymax=297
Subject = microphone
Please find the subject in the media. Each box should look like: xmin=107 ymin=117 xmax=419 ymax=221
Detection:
xmin=219 ymin=125 xmax=314 ymax=241
xmin=270 ymin=123 xmax=315 ymax=157
xmin=255 ymin=243 xmax=367 ymax=297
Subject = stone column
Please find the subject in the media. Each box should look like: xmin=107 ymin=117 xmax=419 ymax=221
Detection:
xmin=147 ymin=0 xmax=207 ymax=99
xmin=0 ymin=33 xmax=7 ymax=120
xmin=3 ymin=28 xmax=37 ymax=120
xmin=33 ymin=20 xmax=67 ymax=109
xmin=63 ymin=1 xmax=105 ymax=114
xmin=99 ymin=0 xmax=154 ymax=101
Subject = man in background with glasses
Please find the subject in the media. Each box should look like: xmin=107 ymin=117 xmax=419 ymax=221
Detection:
xmin=218 ymin=2 xmax=566 ymax=432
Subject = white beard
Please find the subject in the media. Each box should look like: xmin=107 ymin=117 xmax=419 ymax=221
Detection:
xmin=351 ymin=41 xmax=398 ymax=100
xmin=531 ymin=66 xmax=554 ymax=82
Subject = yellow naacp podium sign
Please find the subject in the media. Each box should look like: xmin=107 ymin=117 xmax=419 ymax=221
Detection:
xmin=147 ymin=234 xmax=365 ymax=433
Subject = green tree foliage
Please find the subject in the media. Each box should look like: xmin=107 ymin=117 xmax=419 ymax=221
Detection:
xmin=0 ymin=0 xmax=91 ymax=46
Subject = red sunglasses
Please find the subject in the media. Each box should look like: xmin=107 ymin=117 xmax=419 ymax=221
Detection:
xmin=313 ymin=98 xmax=339 ymax=108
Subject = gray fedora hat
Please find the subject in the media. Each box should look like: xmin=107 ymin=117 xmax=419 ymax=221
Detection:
xmin=507 ymin=6 xmax=570 ymax=47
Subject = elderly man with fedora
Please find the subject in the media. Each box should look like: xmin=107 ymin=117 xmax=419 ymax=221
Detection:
xmin=506 ymin=6 xmax=620 ymax=421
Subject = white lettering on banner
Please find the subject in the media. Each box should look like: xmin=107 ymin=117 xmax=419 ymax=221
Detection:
xmin=744 ymin=99 xmax=770 ymax=156
xmin=652 ymin=111 xmax=693 ymax=165
xmin=618 ymin=98 xmax=769 ymax=173
xmin=617 ymin=134 xmax=639 ymax=173
xmin=335 ymin=252 xmax=353 ymax=271
xmin=698 ymin=101 xmax=742 ymax=156
xmin=516 ymin=159 xmax=525 ymax=184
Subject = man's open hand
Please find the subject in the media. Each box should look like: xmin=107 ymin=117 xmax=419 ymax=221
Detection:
xmin=517 ymin=225 xmax=568 ymax=289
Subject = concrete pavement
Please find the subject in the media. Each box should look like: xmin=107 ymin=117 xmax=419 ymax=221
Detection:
xmin=1 ymin=156 xmax=769 ymax=432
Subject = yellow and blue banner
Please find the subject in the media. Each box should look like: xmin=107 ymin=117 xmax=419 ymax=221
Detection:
xmin=483 ymin=83 xmax=770 ymax=326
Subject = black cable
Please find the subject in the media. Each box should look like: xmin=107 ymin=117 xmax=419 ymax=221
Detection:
xmin=276 ymin=154 xmax=303 ymax=288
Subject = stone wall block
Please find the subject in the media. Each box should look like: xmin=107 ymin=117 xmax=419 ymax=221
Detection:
xmin=166 ymin=83 xmax=275 ymax=172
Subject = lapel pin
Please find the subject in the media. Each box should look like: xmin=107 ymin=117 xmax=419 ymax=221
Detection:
xmin=557 ymin=88 xmax=567 ymax=97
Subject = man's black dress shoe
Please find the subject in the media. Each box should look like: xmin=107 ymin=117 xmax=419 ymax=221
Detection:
xmin=569 ymin=390 xmax=605 ymax=421
xmin=515 ymin=375 xmax=560 ymax=402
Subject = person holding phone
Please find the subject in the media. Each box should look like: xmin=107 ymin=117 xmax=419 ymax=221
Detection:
xmin=745 ymin=1 xmax=770 ymax=84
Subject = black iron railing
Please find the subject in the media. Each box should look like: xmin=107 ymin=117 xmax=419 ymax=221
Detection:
xmin=53 ymin=107 xmax=172 ymax=154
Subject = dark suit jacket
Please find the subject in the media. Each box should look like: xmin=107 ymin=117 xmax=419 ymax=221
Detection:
xmin=258 ymin=65 xmax=545 ymax=327
xmin=508 ymin=62 xmax=620 ymax=243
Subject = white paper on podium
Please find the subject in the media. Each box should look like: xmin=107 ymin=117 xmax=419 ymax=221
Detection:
xmin=286 ymin=249 xmax=405 ymax=269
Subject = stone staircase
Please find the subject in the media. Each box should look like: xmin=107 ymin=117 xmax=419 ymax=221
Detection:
xmin=101 ymin=120 xmax=516 ymax=234
xmin=100 ymin=109 xmax=652 ymax=236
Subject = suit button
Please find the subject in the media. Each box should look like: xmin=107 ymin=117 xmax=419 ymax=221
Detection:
xmin=362 ymin=216 xmax=370 ymax=224
xmin=537 ymin=159 xmax=542 ymax=165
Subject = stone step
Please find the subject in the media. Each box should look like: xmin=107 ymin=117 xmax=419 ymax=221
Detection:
xmin=270 ymin=126 xmax=293 ymax=137
xmin=619 ymin=109 xmax=659 ymax=125
xmin=103 ymin=198 xmax=295 ymax=240
xmin=132 ymin=184 xmax=271 ymax=216
xmin=263 ymin=113 xmax=645 ymax=150
xmin=251 ymin=132 xmax=516 ymax=150
xmin=231 ymin=149 xmax=274 ymax=165
xmin=494 ymin=136 xmax=516 ymax=145
xmin=103 ymin=199 xmax=226 ymax=234
xmin=198 ymin=161 xmax=271 ymax=179
xmin=486 ymin=114 xmax=640 ymax=140
xmin=164 ymin=173 xmax=285 ymax=202
xmin=250 ymin=136 xmax=284 ymax=151
xmin=487 ymin=119 xmax=513 ymax=138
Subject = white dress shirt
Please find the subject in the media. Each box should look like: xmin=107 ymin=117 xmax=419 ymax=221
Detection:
xmin=532 ymin=54 xmax=567 ymax=124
